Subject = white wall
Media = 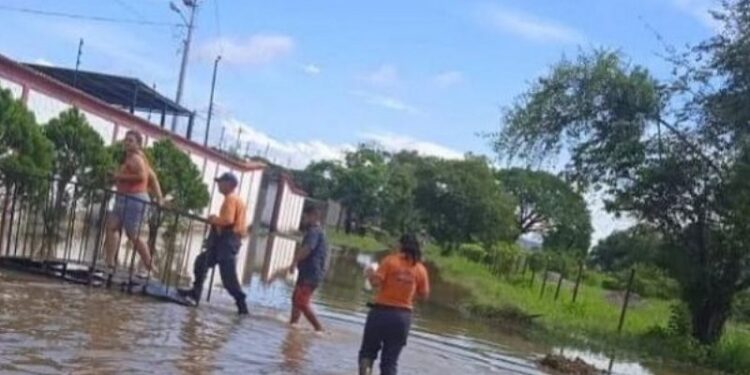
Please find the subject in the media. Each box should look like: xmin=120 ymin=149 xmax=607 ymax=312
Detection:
xmin=0 ymin=77 xmax=22 ymax=99
xmin=261 ymin=181 xmax=278 ymax=227
xmin=264 ymin=235 xmax=297 ymax=282
xmin=26 ymin=90 xmax=71 ymax=124
xmin=80 ymin=110 xmax=116 ymax=145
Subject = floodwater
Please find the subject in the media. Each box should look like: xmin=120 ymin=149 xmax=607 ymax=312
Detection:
xmin=0 ymin=233 xmax=709 ymax=375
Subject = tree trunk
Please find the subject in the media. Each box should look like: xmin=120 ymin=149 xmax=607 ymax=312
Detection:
xmin=690 ymin=295 xmax=732 ymax=345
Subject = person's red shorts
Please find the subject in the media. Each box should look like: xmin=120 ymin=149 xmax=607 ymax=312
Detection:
xmin=292 ymin=283 xmax=316 ymax=309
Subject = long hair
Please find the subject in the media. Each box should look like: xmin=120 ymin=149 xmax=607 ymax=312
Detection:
xmin=399 ymin=233 xmax=422 ymax=265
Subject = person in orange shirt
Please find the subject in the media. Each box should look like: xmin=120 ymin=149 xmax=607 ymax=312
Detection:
xmin=359 ymin=234 xmax=430 ymax=375
xmin=103 ymin=130 xmax=162 ymax=274
xmin=179 ymin=172 xmax=249 ymax=314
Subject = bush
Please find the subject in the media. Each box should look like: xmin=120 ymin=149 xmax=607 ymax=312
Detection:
xmin=732 ymin=292 xmax=750 ymax=323
xmin=609 ymin=264 xmax=679 ymax=299
xmin=527 ymin=252 xmax=545 ymax=273
xmin=583 ymin=270 xmax=616 ymax=289
xmin=486 ymin=242 xmax=523 ymax=275
xmin=545 ymin=251 xmax=579 ymax=276
xmin=458 ymin=243 xmax=487 ymax=263
xmin=710 ymin=332 xmax=750 ymax=375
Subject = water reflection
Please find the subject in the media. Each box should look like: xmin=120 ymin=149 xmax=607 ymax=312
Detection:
xmin=0 ymin=232 xmax=712 ymax=375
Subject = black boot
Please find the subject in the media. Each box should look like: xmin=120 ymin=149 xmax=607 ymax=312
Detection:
xmin=236 ymin=298 xmax=249 ymax=315
xmin=358 ymin=358 xmax=373 ymax=375
xmin=177 ymin=288 xmax=199 ymax=305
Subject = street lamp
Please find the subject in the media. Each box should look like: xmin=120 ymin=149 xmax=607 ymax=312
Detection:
xmin=170 ymin=0 xmax=199 ymax=132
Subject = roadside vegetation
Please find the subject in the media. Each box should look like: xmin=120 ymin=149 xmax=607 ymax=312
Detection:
xmin=294 ymin=4 xmax=750 ymax=372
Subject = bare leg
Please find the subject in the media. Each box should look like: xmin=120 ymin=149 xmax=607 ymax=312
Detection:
xmin=300 ymin=305 xmax=323 ymax=332
xmin=290 ymin=306 xmax=302 ymax=325
xmin=103 ymin=216 xmax=122 ymax=268
xmin=128 ymin=234 xmax=153 ymax=272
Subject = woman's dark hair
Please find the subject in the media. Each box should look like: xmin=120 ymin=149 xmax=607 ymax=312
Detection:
xmin=399 ymin=233 xmax=422 ymax=265
xmin=125 ymin=130 xmax=144 ymax=148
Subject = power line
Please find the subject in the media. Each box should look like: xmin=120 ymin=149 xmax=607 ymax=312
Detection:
xmin=0 ymin=4 xmax=182 ymax=28
xmin=111 ymin=0 xmax=147 ymax=22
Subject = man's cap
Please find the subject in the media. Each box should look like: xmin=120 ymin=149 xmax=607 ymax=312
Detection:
xmin=215 ymin=172 xmax=239 ymax=186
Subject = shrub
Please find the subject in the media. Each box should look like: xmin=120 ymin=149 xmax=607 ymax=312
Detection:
xmin=606 ymin=264 xmax=679 ymax=299
xmin=458 ymin=243 xmax=487 ymax=263
xmin=732 ymin=292 xmax=750 ymax=323
xmin=486 ymin=242 xmax=523 ymax=275
xmin=710 ymin=333 xmax=750 ymax=375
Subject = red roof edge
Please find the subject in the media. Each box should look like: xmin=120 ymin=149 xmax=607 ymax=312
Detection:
xmin=0 ymin=53 xmax=264 ymax=173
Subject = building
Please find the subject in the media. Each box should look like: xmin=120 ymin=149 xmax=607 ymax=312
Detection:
xmin=0 ymin=52 xmax=307 ymax=282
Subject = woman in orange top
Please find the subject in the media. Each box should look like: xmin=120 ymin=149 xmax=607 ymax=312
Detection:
xmin=103 ymin=130 xmax=159 ymax=274
xmin=359 ymin=234 xmax=430 ymax=375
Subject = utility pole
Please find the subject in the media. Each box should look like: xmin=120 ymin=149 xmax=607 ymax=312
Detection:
xmin=170 ymin=0 xmax=199 ymax=132
xmin=73 ymin=38 xmax=84 ymax=87
xmin=218 ymin=126 xmax=226 ymax=151
xmin=204 ymin=55 xmax=221 ymax=147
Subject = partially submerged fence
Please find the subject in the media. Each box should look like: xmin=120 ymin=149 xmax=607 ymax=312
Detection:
xmin=0 ymin=172 xmax=219 ymax=305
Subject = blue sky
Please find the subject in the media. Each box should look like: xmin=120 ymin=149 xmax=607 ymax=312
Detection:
xmin=0 ymin=0 xmax=719 ymax=241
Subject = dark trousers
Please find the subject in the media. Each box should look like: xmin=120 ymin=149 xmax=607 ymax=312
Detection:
xmin=191 ymin=230 xmax=245 ymax=303
xmin=358 ymin=306 xmax=412 ymax=375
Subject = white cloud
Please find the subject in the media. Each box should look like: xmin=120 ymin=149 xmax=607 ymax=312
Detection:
xmin=480 ymin=5 xmax=585 ymax=44
xmin=671 ymin=0 xmax=722 ymax=30
xmin=33 ymin=58 xmax=54 ymax=67
xmin=221 ymin=118 xmax=351 ymax=168
xmin=361 ymin=132 xmax=464 ymax=159
xmin=434 ymin=70 xmax=464 ymax=87
xmin=352 ymin=91 xmax=421 ymax=115
xmin=218 ymin=118 xmax=463 ymax=168
xmin=362 ymin=64 xmax=400 ymax=87
xmin=301 ymin=64 xmax=321 ymax=75
xmin=198 ymin=34 xmax=295 ymax=66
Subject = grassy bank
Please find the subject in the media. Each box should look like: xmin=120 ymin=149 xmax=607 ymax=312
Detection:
xmin=327 ymin=230 xmax=391 ymax=253
xmin=423 ymin=246 xmax=750 ymax=374
xmin=337 ymin=235 xmax=750 ymax=373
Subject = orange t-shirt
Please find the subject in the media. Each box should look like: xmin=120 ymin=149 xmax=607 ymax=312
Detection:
xmin=210 ymin=193 xmax=247 ymax=237
xmin=374 ymin=253 xmax=430 ymax=310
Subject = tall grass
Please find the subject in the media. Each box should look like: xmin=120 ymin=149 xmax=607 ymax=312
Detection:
xmin=327 ymin=230 xmax=391 ymax=253
xmin=425 ymin=245 xmax=750 ymax=374
xmin=427 ymin=251 xmax=671 ymax=337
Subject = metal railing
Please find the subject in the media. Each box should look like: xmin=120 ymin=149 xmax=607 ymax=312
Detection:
xmin=0 ymin=171 xmax=217 ymax=304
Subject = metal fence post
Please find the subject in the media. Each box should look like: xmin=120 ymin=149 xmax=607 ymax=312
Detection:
xmin=572 ymin=261 xmax=584 ymax=303
xmin=617 ymin=268 xmax=637 ymax=333
xmin=539 ymin=261 xmax=550 ymax=299
xmin=554 ymin=271 xmax=565 ymax=301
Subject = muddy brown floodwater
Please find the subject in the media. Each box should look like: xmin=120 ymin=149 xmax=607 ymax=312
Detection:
xmin=0 ymin=236 xmax=711 ymax=374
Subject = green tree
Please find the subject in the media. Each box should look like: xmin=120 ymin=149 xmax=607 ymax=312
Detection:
xmin=39 ymin=108 xmax=112 ymax=258
xmin=143 ymin=139 xmax=210 ymax=269
xmin=589 ymin=225 xmax=663 ymax=272
xmin=146 ymin=139 xmax=209 ymax=213
xmin=415 ymin=155 xmax=516 ymax=250
xmin=491 ymin=7 xmax=750 ymax=344
xmin=294 ymin=160 xmax=343 ymax=201
xmin=0 ymin=89 xmax=53 ymax=182
xmin=497 ymin=168 xmax=592 ymax=252
xmin=44 ymin=108 xmax=113 ymax=193
xmin=335 ymin=144 xmax=388 ymax=232
xmin=381 ymin=151 xmax=422 ymax=233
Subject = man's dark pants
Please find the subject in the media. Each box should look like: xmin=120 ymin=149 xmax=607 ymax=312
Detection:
xmin=190 ymin=229 xmax=245 ymax=304
xmin=359 ymin=305 xmax=412 ymax=375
